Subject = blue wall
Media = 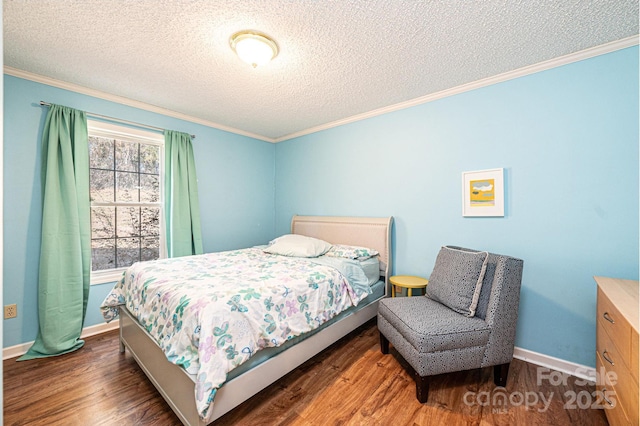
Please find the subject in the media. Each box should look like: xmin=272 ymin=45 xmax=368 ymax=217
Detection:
xmin=3 ymin=75 xmax=276 ymax=347
xmin=4 ymin=46 xmax=638 ymax=367
xmin=275 ymin=46 xmax=639 ymax=367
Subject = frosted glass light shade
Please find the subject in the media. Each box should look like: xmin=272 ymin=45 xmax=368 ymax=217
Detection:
xmin=230 ymin=31 xmax=279 ymax=68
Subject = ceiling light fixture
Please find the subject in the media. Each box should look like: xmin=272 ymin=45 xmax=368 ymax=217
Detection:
xmin=230 ymin=31 xmax=279 ymax=68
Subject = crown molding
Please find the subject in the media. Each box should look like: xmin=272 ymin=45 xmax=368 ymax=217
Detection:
xmin=274 ymin=35 xmax=639 ymax=142
xmin=3 ymin=66 xmax=276 ymax=143
xmin=5 ymin=35 xmax=637 ymax=144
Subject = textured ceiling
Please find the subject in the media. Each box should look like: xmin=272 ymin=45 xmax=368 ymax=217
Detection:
xmin=4 ymin=1 xmax=639 ymax=141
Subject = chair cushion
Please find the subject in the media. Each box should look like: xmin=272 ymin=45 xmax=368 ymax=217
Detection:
xmin=378 ymin=296 xmax=490 ymax=353
xmin=424 ymin=246 xmax=489 ymax=317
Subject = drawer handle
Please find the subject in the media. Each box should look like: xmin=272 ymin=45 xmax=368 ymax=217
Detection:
xmin=603 ymin=392 xmax=614 ymax=407
xmin=603 ymin=312 xmax=615 ymax=324
xmin=602 ymin=350 xmax=614 ymax=366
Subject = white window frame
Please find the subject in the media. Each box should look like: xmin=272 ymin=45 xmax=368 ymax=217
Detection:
xmin=88 ymin=120 xmax=166 ymax=285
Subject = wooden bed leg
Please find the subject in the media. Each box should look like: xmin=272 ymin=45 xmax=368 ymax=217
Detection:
xmin=379 ymin=332 xmax=389 ymax=354
xmin=416 ymin=374 xmax=429 ymax=403
xmin=494 ymin=362 xmax=510 ymax=387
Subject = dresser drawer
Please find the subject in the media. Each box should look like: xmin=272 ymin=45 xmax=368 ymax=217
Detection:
xmin=597 ymin=322 xmax=639 ymax=425
xmin=597 ymin=351 xmax=632 ymax=426
xmin=595 ymin=277 xmax=639 ymax=426
xmin=597 ymin=287 xmax=631 ymax=363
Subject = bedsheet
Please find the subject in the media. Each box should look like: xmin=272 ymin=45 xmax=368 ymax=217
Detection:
xmin=100 ymin=247 xmax=372 ymax=420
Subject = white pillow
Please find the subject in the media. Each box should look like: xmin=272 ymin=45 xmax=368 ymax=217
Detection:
xmin=263 ymin=234 xmax=332 ymax=257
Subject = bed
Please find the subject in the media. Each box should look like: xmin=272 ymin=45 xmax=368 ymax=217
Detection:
xmin=102 ymin=215 xmax=393 ymax=425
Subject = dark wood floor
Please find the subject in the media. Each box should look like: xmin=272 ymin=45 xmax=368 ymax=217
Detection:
xmin=4 ymin=321 xmax=609 ymax=426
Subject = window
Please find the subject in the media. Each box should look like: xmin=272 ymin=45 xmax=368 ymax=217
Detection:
xmin=88 ymin=120 xmax=165 ymax=284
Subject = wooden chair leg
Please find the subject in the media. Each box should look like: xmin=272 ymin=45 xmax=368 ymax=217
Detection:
xmin=416 ymin=374 xmax=429 ymax=403
xmin=494 ymin=362 xmax=510 ymax=387
xmin=379 ymin=332 xmax=389 ymax=354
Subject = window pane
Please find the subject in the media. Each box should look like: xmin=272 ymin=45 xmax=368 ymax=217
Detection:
xmin=117 ymin=237 xmax=140 ymax=268
xmin=91 ymin=207 xmax=115 ymax=238
xmin=89 ymin=124 xmax=164 ymax=274
xmin=117 ymin=207 xmax=140 ymax=237
xmin=90 ymin=169 xmax=114 ymax=202
xmin=89 ymin=136 xmax=114 ymax=169
xmin=140 ymin=144 xmax=160 ymax=174
xmin=141 ymin=237 xmax=160 ymax=262
xmin=141 ymin=207 xmax=160 ymax=236
xmin=92 ymin=239 xmax=115 ymax=271
xmin=140 ymin=174 xmax=159 ymax=202
xmin=116 ymin=171 xmax=139 ymax=202
xmin=115 ymin=140 xmax=139 ymax=172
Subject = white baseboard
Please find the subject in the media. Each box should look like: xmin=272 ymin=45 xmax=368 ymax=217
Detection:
xmin=3 ymin=321 xmax=118 ymax=360
xmin=513 ymin=346 xmax=596 ymax=383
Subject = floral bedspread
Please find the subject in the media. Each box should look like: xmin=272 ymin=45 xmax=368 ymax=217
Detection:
xmin=100 ymin=247 xmax=371 ymax=420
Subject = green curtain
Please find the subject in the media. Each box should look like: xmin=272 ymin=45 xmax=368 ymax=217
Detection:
xmin=19 ymin=104 xmax=91 ymax=360
xmin=164 ymin=130 xmax=203 ymax=257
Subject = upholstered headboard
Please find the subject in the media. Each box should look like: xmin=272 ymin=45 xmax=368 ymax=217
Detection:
xmin=291 ymin=215 xmax=393 ymax=284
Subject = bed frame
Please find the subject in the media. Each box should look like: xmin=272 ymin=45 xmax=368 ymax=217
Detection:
xmin=118 ymin=215 xmax=393 ymax=425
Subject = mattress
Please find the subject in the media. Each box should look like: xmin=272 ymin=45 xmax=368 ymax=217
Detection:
xmin=224 ymin=279 xmax=384 ymax=383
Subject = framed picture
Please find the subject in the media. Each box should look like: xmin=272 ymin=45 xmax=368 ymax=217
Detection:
xmin=462 ymin=168 xmax=504 ymax=217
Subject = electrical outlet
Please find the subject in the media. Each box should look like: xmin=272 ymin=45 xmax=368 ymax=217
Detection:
xmin=4 ymin=304 xmax=17 ymax=319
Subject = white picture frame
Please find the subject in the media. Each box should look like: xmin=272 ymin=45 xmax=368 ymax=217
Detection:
xmin=462 ymin=168 xmax=505 ymax=217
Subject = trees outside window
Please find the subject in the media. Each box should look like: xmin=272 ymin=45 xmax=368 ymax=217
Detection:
xmin=88 ymin=121 xmax=164 ymax=283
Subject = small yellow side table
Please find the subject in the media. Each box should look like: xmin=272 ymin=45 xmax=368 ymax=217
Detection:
xmin=390 ymin=275 xmax=429 ymax=297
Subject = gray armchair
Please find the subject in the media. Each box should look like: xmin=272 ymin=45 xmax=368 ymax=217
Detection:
xmin=377 ymin=246 xmax=524 ymax=403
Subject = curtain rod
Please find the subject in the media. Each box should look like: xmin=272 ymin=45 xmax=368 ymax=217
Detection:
xmin=39 ymin=101 xmax=195 ymax=139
